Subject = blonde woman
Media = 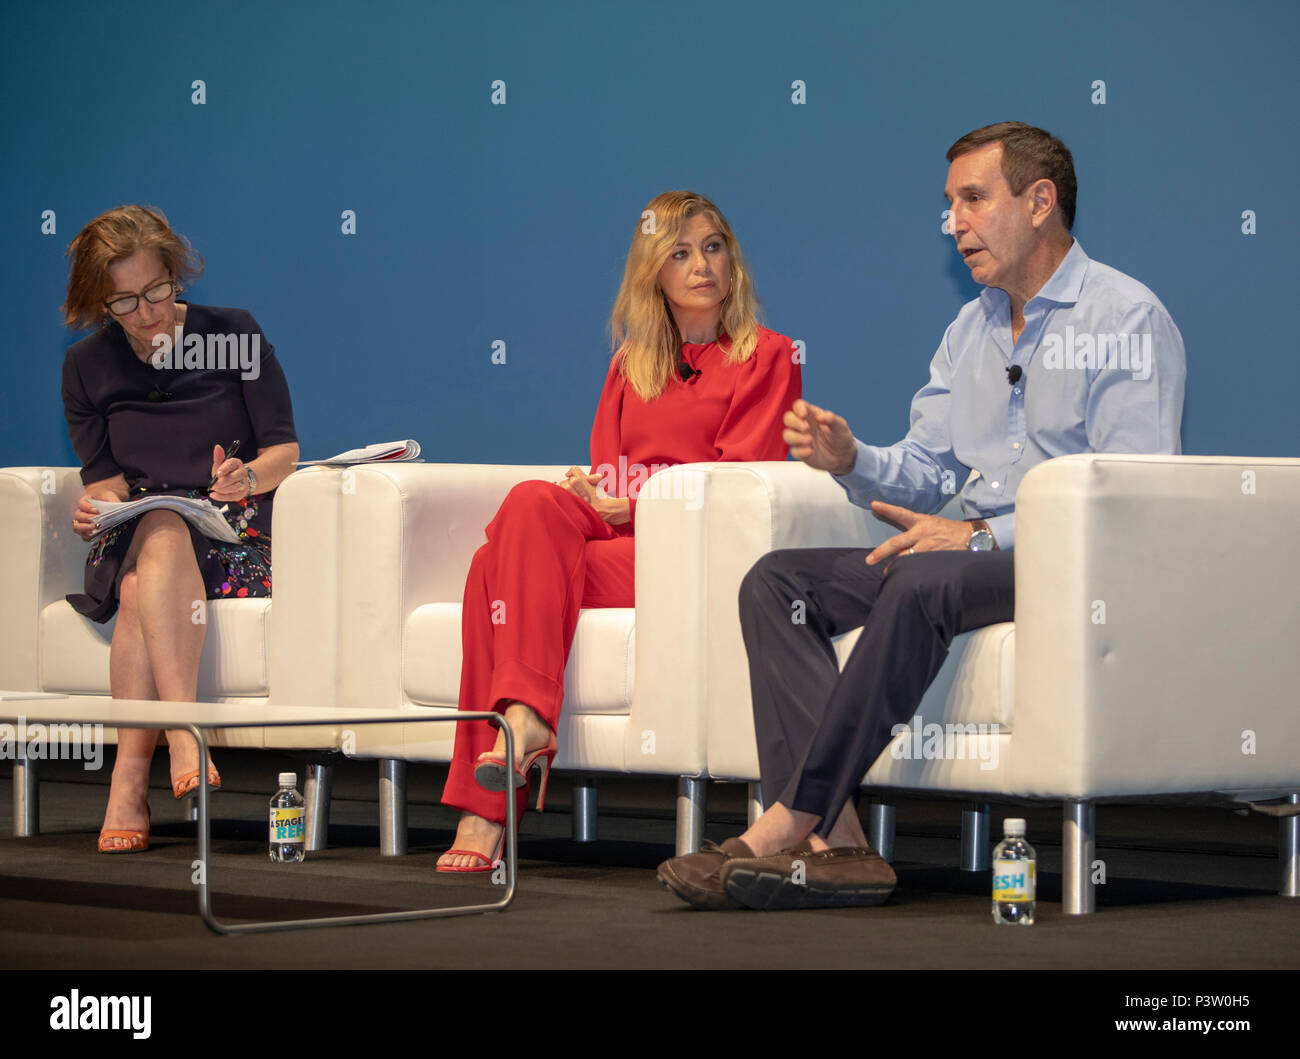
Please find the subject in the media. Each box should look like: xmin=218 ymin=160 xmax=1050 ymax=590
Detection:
xmin=438 ymin=191 xmax=801 ymax=870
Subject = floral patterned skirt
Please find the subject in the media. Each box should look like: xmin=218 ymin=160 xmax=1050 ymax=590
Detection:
xmin=68 ymin=493 xmax=275 ymax=624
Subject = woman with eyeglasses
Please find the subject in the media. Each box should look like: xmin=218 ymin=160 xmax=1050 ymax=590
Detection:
xmin=60 ymin=205 xmax=299 ymax=852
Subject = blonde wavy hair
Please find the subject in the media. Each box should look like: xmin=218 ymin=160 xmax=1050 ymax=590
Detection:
xmin=608 ymin=191 xmax=761 ymax=400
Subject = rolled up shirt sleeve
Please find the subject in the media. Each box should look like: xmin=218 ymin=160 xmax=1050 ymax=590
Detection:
xmin=833 ymin=324 xmax=970 ymax=516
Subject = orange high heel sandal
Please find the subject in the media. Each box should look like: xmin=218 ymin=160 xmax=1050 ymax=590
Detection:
xmin=98 ymin=805 xmax=151 ymax=854
xmin=474 ymin=735 xmax=558 ymax=811
xmin=172 ymin=762 xmax=222 ymax=800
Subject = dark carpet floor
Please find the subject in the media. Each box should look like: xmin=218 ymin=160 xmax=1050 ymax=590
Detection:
xmin=1 ymin=752 xmax=1296 ymax=971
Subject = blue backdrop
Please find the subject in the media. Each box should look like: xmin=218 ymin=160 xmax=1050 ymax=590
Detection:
xmin=2 ymin=0 xmax=1296 ymax=469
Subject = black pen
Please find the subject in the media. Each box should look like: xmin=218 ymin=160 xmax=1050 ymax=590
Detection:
xmin=207 ymin=439 xmax=242 ymax=492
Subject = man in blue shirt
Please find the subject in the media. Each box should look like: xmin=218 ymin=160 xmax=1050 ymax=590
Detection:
xmin=658 ymin=121 xmax=1186 ymax=910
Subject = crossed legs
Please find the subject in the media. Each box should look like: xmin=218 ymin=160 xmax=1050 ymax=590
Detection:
xmin=437 ymin=481 xmax=633 ymax=870
xmin=99 ymin=510 xmax=208 ymax=847
xmin=438 ymin=701 xmax=554 ymax=869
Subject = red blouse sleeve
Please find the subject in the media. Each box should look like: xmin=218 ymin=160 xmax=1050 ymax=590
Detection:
xmin=588 ymin=353 xmax=624 ymax=472
xmin=714 ymin=329 xmax=802 ymax=461
xmin=588 ymin=354 xmax=637 ymax=524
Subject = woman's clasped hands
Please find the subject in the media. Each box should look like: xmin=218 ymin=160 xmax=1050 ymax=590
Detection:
xmin=557 ymin=466 xmax=630 ymax=525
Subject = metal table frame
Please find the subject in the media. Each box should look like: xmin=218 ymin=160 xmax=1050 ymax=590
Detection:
xmin=3 ymin=701 xmax=515 ymax=934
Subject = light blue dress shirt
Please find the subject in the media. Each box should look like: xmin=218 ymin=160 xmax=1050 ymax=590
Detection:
xmin=834 ymin=241 xmax=1186 ymax=549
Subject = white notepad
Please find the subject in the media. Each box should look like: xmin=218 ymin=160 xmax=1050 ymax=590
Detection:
xmin=296 ymin=440 xmax=423 ymax=466
xmin=89 ymin=496 xmax=241 ymax=544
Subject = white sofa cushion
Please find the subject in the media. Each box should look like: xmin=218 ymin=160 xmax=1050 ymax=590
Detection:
xmin=402 ymin=602 xmax=635 ymax=715
xmin=833 ymin=622 xmax=1015 ymax=731
xmin=39 ymin=598 xmax=272 ymax=698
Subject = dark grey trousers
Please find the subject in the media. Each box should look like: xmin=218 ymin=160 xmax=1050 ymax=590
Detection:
xmin=738 ymin=548 xmax=1016 ymax=837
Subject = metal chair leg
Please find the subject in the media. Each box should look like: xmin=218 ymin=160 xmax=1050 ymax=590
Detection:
xmin=572 ymin=776 xmax=597 ymax=842
xmin=747 ymin=782 xmax=763 ymax=828
xmin=304 ymin=762 xmax=334 ymax=851
xmin=13 ymin=758 xmax=38 ymax=837
xmin=868 ymin=797 xmax=896 ymax=863
xmin=1280 ymin=793 xmax=1299 ymax=898
xmin=1063 ymin=799 xmax=1096 ymax=914
xmin=379 ymin=759 xmax=407 ymax=856
xmin=960 ymin=802 xmax=990 ymax=871
xmin=675 ymin=777 xmax=706 ymax=855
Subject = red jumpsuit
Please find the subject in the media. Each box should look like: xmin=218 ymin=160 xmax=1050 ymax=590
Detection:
xmin=442 ymin=327 xmax=802 ymax=822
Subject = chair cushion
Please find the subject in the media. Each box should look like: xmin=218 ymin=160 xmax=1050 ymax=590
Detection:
xmin=833 ymin=622 xmax=1015 ymax=730
xmin=38 ymin=598 xmax=272 ymax=697
xmin=403 ymin=603 xmax=635 ymax=715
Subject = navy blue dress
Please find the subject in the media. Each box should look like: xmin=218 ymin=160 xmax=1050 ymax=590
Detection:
xmin=60 ymin=303 xmax=297 ymax=622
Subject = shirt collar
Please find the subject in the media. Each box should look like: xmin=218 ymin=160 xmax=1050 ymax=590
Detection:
xmin=1032 ymin=239 xmax=1088 ymax=305
xmin=979 ymin=239 xmax=1089 ymax=314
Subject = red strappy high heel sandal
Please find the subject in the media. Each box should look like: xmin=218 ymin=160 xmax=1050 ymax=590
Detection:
xmin=474 ymin=734 xmax=558 ymax=811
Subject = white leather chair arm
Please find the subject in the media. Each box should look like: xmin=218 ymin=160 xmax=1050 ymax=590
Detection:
xmin=1011 ymin=453 xmax=1300 ymax=797
xmin=333 ymin=463 xmax=571 ymax=708
xmin=0 ymin=467 xmax=88 ymax=691
xmin=634 ymin=461 xmax=887 ymax=776
xmin=268 ymin=466 xmax=347 ymax=709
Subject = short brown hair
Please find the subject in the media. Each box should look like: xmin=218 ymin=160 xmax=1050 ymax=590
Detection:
xmin=947 ymin=122 xmax=1077 ymax=232
xmin=62 ymin=205 xmax=203 ymax=329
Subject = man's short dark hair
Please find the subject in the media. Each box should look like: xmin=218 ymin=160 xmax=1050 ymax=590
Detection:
xmin=947 ymin=122 xmax=1077 ymax=232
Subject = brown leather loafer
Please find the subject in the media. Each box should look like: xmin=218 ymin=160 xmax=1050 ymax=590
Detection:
xmin=657 ymin=837 xmax=756 ymax=910
xmin=722 ymin=845 xmax=897 ymax=910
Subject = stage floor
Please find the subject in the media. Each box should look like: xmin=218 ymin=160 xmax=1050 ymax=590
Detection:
xmin=1 ymin=752 xmax=1294 ymax=970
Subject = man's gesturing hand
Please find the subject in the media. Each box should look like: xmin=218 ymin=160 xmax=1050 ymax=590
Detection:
xmin=783 ymin=399 xmax=857 ymax=476
xmin=865 ymin=501 xmax=980 ymax=565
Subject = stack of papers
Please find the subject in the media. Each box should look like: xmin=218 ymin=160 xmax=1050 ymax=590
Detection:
xmin=297 ymin=440 xmax=423 ymax=466
xmin=89 ymin=496 xmax=240 ymax=544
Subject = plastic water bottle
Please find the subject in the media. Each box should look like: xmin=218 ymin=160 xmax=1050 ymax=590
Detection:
xmin=991 ymin=817 xmax=1035 ymax=925
xmin=268 ymin=772 xmax=305 ymax=863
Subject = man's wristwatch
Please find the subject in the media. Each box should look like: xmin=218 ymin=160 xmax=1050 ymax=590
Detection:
xmin=244 ymin=466 xmax=258 ymax=498
xmin=967 ymin=520 xmax=996 ymax=552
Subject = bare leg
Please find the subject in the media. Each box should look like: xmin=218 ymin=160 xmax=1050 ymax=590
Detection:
xmin=736 ymin=798 xmax=869 ymax=858
xmin=436 ymin=702 xmax=551 ymax=869
xmin=737 ymin=803 xmax=821 ymax=857
xmin=823 ymin=799 xmax=871 ymax=849
xmin=131 ymin=511 xmax=207 ymax=783
xmin=100 ymin=571 xmax=161 ymax=846
xmin=486 ymin=702 xmax=552 ymax=768
xmin=436 ymin=811 xmax=506 ymax=869
xmin=99 ymin=511 xmax=207 ymax=847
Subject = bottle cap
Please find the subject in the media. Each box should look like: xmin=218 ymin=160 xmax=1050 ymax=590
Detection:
xmin=1004 ymin=817 xmax=1026 ymax=836
xmin=278 ymin=772 xmax=297 ymax=787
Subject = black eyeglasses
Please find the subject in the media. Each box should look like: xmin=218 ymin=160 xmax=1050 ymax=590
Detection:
xmin=104 ymin=279 xmax=179 ymax=317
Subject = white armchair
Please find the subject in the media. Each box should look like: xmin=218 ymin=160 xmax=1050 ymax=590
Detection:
xmin=704 ymin=454 xmax=1300 ymax=913
xmin=0 ymin=465 xmax=348 ymax=839
xmin=326 ymin=460 xmax=849 ymax=853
